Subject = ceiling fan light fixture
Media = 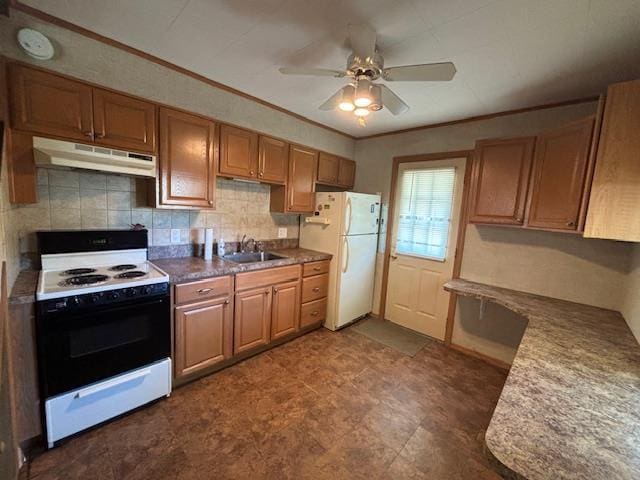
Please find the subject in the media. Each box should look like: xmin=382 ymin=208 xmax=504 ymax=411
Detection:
xmin=354 ymin=107 xmax=370 ymax=117
xmin=338 ymin=84 xmax=356 ymax=111
xmin=369 ymin=84 xmax=383 ymax=111
xmin=354 ymin=76 xmax=372 ymax=107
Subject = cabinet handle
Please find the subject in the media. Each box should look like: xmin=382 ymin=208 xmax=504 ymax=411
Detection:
xmin=313 ymin=266 xmax=321 ymax=271
xmin=273 ymin=287 xmax=278 ymax=293
xmin=95 ymin=132 xmax=105 ymax=139
xmin=259 ymin=172 xmax=264 ymax=177
xmin=250 ymin=170 xmax=255 ymax=176
xmin=224 ymin=299 xmax=230 ymax=304
xmin=264 ymin=290 xmax=270 ymax=295
xmin=197 ymin=288 xmax=213 ymax=295
xmin=83 ymin=131 xmax=94 ymax=139
xmin=312 ymin=287 xmax=320 ymax=293
xmin=566 ymin=221 xmax=575 ymax=227
xmin=310 ymin=311 xmax=319 ymax=316
xmin=208 ymin=200 xmax=214 ymax=205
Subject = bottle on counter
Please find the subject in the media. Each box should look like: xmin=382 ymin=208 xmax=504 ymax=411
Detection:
xmin=217 ymin=238 xmax=225 ymax=257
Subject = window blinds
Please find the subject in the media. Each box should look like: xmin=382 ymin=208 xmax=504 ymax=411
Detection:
xmin=395 ymin=167 xmax=456 ymax=261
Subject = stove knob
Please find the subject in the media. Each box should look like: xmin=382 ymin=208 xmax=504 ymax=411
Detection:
xmin=71 ymin=296 xmax=82 ymax=307
xmin=89 ymin=294 xmax=100 ymax=304
xmin=141 ymin=286 xmax=151 ymax=295
xmin=109 ymin=292 xmax=120 ymax=301
xmin=125 ymin=288 xmax=137 ymax=297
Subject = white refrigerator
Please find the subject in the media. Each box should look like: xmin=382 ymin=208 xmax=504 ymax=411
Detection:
xmin=299 ymin=192 xmax=381 ymax=330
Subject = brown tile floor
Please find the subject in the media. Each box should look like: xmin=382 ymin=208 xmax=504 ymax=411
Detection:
xmin=26 ymin=326 xmax=508 ymax=480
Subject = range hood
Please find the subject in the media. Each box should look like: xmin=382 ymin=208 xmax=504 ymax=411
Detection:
xmin=33 ymin=137 xmax=157 ymax=177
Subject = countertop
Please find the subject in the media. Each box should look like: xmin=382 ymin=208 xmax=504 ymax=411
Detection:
xmin=444 ymin=278 xmax=640 ymax=480
xmin=148 ymin=248 xmax=331 ymax=284
xmin=8 ymin=249 xmax=331 ymax=304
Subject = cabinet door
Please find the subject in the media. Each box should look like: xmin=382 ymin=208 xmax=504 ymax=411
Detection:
xmin=527 ymin=117 xmax=594 ymax=231
xmin=234 ymin=287 xmax=271 ymax=354
xmin=585 ymin=80 xmax=640 ymax=242
xmin=271 ymin=280 xmax=301 ymax=340
xmin=219 ymin=125 xmax=258 ymax=179
xmin=338 ymin=158 xmax=356 ymax=188
xmin=317 ymin=152 xmax=340 ymax=184
xmin=159 ymin=107 xmax=216 ymax=208
xmin=93 ymin=88 xmax=157 ymax=153
xmin=469 ymin=137 xmax=535 ymax=225
xmin=175 ymin=296 xmax=233 ymax=379
xmin=9 ymin=64 xmax=94 ymax=141
xmin=287 ymin=145 xmax=317 ymax=213
xmin=258 ymin=136 xmax=288 ymax=184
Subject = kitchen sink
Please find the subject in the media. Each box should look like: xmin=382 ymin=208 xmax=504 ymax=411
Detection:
xmin=222 ymin=252 xmax=286 ymax=264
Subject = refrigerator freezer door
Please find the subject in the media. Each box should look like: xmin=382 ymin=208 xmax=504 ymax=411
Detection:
xmin=342 ymin=192 xmax=381 ymax=236
xmin=335 ymin=233 xmax=377 ymax=328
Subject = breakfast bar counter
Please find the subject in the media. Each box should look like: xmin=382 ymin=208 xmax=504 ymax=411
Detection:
xmin=444 ymin=279 xmax=640 ymax=480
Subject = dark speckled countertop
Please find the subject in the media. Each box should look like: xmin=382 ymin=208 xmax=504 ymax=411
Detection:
xmin=8 ymin=249 xmax=331 ymax=304
xmin=151 ymin=248 xmax=331 ymax=284
xmin=445 ymin=278 xmax=640 ymax=480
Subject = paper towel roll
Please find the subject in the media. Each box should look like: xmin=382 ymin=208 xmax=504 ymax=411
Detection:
xmin=204 ymin=228 xmax=214 ymax=260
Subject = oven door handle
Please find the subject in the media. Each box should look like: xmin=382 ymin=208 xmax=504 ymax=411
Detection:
xmin=75 ymin=368 xmax=152 ymax=399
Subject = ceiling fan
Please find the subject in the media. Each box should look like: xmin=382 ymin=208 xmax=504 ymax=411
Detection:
xmin=278 ymin=24 xmax=456 ymax=126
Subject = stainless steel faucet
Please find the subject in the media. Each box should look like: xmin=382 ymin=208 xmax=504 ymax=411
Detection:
xmin=240 ymin=235 xmax=256 ymax=253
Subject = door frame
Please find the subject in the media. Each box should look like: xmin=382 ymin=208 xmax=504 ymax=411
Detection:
xmin=379 ymin=149 xmax=473 ymax=345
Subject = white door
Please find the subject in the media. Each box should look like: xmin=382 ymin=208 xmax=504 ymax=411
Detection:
xmin=342 ymin=193 xmax=381 ymax=235
xmin=336 ymin=233 xmax=377 ymax=328
xmin=385 ymin=158 xmax=466 ymax=339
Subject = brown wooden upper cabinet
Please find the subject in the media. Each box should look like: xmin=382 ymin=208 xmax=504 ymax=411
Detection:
xmin=219 ymin=125 xmax=259 ymax=179
xmin=158 ymin=107 xmax=217 ymax=208
xmin=92 ymin=88 xmax=157 ymax=153
xmin=317 ymin=152 xmax=340 ymax=184
xmin=585 ymin=80 xmax=640 ymax=242
xmin=9 ymin=64 xmax=157 ymax=153
xmin=526 ymin=117 xmax=594 ymax=231
xmin=469 ymin=137 xmax=535 ymax=225
xmin=317 ymin=153 xmax=356 ymax=189
xmin=283 ymin=145 xmax=318 ymax=213
xmin=258 ymin=136 xmax=288 ymax=184
xmin=9 ymin=64 xmax=94 ymax=142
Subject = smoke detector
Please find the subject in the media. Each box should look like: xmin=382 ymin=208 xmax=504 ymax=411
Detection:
xmin=17 ymin=28 xmax=55 ymax=60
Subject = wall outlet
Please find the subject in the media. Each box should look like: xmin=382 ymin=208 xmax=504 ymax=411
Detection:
xmin=171 ymin=228 xmax=181 ymax=244
xmin=278 ymin=227 xmax=287 ymax=239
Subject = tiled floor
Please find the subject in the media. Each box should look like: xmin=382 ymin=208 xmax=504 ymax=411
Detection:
xmin=26 ymin=326 xmax=508 ymax=480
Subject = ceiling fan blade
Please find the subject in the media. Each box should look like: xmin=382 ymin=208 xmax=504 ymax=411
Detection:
xmin=348 ymin=24 xmax=377 ymax=59
xmin=382 ymin=62 xmax=456 ymax=82
xmin=379 ymin=85 xmax=409 ymax=115
xmin=278 ymin=67 xmax=346 ymax=78
xmin=318 ymin=88 xmax=345 ymax=111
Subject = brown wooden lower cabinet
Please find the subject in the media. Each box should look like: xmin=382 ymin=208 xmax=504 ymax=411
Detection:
xmin=234 ymin=286 xmax=272 ymax=354
xmin=271 ymin=280 xmax=301 ymax=340
xmin=174 ymin=295 xmax=233 ymax=379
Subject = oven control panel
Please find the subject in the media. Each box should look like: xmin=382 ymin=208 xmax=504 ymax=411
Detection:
xmin=38 ymin=282 xmax=170 ymax=315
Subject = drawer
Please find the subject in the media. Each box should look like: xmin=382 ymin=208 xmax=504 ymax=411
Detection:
xmin=302 ymin=273 xmax=328 ymax=303
xmin=300 ymin=298 xmax=327 ymax=328
xmin=303 ymin=260 xmax=330 ymax=277
xmin=175 ymin=276 xmax=233 ymax=305
xmin=44 ymin=359 xmax=171 ymax=446
xmin=235 ymin=264 xmax=301 ymax=292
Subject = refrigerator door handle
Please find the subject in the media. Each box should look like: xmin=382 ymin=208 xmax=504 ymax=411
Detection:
xmin=342 ymin=237 xmax=349 ymax=273
xmin=345 ymin=197 xmax=352 ymax=235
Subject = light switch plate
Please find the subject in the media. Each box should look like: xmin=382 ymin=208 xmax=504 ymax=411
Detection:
xmin=278 ymin=227 xmax=287 ymax=239
xmin=171 ymin=228 xmax=181 ymax=244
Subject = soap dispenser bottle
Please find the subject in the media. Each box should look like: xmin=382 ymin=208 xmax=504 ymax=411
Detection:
xmin=217 ymin=238 xmax=225 ymax=257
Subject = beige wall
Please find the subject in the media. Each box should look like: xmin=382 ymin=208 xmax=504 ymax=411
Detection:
xmin=0 ymin=10 xmax=355 ymax=288
xmin=354 ymin=101 xmax=639 ymax=363
xmin=621 ymin=245 xmax=640 ymax=342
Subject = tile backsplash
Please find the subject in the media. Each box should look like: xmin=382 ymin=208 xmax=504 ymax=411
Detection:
xmin=8 ymin=168 xmax=300 ymax=259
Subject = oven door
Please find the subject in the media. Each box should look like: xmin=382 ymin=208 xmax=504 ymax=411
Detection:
xmin=37 ymin=295 xmax=170 ymax=398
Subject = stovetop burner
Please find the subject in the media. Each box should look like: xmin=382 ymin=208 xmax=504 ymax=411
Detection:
xmin=59 ymin=274 xmax=110 ymax=287
xmin=61 ymin=268 xmax=97 ymax=276
xmin=115 ymin=271 xmax=147 ymax=279
xmin=109 ymin=264 xmax=138 ymax=272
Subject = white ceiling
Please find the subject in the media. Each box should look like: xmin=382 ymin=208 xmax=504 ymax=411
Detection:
xmin=20 ymin=0 xmax=640 ymax=137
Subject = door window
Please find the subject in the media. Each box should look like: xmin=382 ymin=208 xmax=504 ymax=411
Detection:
xmin=395 ymin=167 xmax=456 ymax=261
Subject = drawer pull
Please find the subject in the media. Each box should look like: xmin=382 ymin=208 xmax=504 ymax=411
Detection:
xmin=312 ymin=287 xmax=320 ymax=292
xmin=75 ymin=368 xmax=151 ymax=399
xmin=313 ymin=266 xmax=321 ymax=271
xmin=310 ymin=311 xmax=319 ymax=316
xmin=197 ymin=288 xmax=213 ymax=295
